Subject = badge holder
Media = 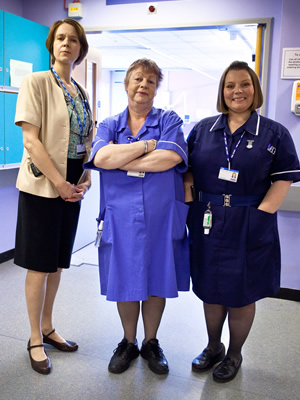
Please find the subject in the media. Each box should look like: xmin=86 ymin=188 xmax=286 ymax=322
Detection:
xmin=95 ymin=220 xmax=104 ymax=247
xmin=203 ymin=203 xmax=212 ymax=235
xmin=77 ymin=142 xmax=86 ymax=156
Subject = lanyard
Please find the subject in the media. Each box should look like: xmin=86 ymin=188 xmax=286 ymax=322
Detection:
xmin=51 ymin=67 xmax=87 ymax=137
xmin=223 ymin=130 xmax=245 ymax=170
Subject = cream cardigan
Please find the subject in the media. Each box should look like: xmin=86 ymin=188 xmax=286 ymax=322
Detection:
xmin=15 ymin=70 xmax=93 ymax=198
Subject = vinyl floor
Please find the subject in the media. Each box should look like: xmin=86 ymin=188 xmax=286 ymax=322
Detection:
xmin=0 ymin=243 xmax=299 ymax=400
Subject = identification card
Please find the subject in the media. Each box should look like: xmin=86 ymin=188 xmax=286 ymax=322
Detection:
xmin=77 ymin=143 xmax=86 ymax=156
xmin=218 ymin=167 xmax=239 ymax=183
xmin=127 ymin=171 xmax=145 ymax=178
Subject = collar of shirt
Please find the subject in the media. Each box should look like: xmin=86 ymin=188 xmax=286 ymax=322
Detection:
xmin=210 ymin=111 xmax=260 ymax=137
xmin=116 ymin=106 xmax=160 ymax=135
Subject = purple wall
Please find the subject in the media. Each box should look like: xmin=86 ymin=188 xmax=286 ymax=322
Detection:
xmin=0 ymin=0 xmax=22 ymax=16
xmin=0 ymin=185 xmax=18 ymax=251
xmin=275 ymin=0 xmax=300 ymax=151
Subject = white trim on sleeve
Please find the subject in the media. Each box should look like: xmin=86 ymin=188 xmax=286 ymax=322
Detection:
xmin=271 ymin=169 xmax=300 ymax=176
xmin=159 ymin=140 xmax=188 ymax=161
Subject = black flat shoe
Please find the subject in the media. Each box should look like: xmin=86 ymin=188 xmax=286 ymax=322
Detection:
xmin=108 ymin=338 xmax=140 ymax=374
xmin=192 ymin=343 xmax=225 ymax=372
xmin=43 ymin=329 xmax=78 ymax=352
xmin=27 ymin=339 xmax=51 ymax=375
xmin=213 ymin=355 xmax=243 ymax=383
xmin=140 ymin=338 xmax=169 ymax=375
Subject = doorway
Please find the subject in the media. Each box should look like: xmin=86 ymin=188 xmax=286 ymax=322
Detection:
xmin=85 ymin=18 xmax=271 ymax=130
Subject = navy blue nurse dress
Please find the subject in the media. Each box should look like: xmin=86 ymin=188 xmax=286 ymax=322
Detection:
xmin=84 ymin=107 xmax=190 ymax=302
xmin=187 ymin=112 xmax=300 ymax=308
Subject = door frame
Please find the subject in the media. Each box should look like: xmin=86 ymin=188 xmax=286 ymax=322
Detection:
xmin=85 ymin=17 xmax=272 ymax=116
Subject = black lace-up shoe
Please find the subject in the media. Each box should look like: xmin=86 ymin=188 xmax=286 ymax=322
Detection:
xmin=192 ymin=343 xmax=225 ymax=372
xmin=108 ymin=338 xmax=139 ymax=374
xmin=213 ymin=355 xmax=242 ymax=383
xmin=140 ymin=338 xmax=169 ymax=375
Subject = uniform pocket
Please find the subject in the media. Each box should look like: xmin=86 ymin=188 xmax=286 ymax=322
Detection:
xmin=247 ymin=207 xmax=277 ymax=250
xmin=101 ymin=206 xmax=113 ymax=244
xmin=172 ymin=200 xmax=189 ymax=240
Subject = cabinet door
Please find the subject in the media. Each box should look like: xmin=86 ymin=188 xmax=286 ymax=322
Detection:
xmin=0 ymin=93 xmax=4 ymax=164
xmin=4 ymin=93 xmax=23 ymax=164
xmin=4 ymin=12 xmax=49 ymax=86
xmin=0 ymin=11 xmax=3 ymax=85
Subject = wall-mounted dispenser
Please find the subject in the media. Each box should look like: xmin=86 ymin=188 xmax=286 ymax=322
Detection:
xmin=291 ymin=80 xmax=300 ymax=116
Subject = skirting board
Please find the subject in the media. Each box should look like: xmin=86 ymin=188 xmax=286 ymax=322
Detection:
xmin=0 ymin=249 xmax=15 ymax=264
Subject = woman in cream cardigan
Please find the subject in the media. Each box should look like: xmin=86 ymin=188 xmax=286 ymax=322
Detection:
xmin=14 ymin=18 xmax=93 ymax=375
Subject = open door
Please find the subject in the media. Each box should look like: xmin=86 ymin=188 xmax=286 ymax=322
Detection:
xmin=72 ymin=46 xmax=101 ymax=253
xmin=72 ymin=46 xmax=101 ymax=136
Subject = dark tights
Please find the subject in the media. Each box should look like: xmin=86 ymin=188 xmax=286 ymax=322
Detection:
xmin=117 ymin=296 xmax=166 ymax=344
xmin=203 ymin=302 xmax=256 ymax=363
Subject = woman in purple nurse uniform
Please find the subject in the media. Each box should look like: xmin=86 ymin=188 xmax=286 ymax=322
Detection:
xmin=185 ymin=61 xmax=300 ymax=383
xmin=84 ymin=59 xmax=190 ymax=375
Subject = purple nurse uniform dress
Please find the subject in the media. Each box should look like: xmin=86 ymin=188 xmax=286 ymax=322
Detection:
xmin=187 ymin=112 xmax=300 ymax=308
xmin=84 ymin=107 xmax=190 ymax=301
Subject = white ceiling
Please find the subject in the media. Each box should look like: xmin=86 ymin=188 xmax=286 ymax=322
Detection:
xmin=86 ymin=24 xmax=258 ymax=79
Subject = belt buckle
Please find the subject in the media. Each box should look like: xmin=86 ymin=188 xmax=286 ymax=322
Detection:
xmin=223 ymin=194 xmax=232 ymax=207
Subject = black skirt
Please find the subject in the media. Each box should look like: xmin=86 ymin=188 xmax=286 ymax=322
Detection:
xmin=14 ymin=159 xmax=84 ymax=273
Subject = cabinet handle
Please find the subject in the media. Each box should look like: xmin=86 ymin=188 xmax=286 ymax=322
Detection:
xmin=6 ymin=147 xmax=9 ymax=151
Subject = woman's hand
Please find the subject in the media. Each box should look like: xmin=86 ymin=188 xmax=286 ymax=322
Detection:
xmin=65 ymin=182 xmax=90 ymax=202
xmin=258 ymin=180 xmax=292 ymax=214
xmin=55 ymin=180 xmax=77 ymax=201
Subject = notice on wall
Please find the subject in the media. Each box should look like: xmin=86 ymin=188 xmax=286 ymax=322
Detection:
xmin=281 ymin=48 xmax=300 ymax=79
xmin=10 ymin=60 xmax=33 ymax=88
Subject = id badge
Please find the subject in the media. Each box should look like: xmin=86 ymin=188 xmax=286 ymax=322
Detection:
xmin=218 ymin=167 xmax=239 ymax=183
xmin=127 ymin=171 xmax=145 ymax=178
xmin=77 ymin=143 xmax=86 ymax=156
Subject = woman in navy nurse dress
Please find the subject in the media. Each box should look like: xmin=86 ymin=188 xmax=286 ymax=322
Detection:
xmin=185 ymin=61 xmax=300 ymax=383
xmin=84 ymin=59 xmax=190 ymax=375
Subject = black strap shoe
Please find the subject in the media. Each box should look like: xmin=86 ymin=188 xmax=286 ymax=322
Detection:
xmin=108 ymin=338 xmax=139 ymax=374
xmin=43 ymin=329 xmax=78 ymax=352
xmin=192 ymin=343 xmax=225 ymax=372
xmin=27 ymin=339 xmax=51 ymax=375
xmin=140 ymin=338 xmax=169 ymax=375
xmin=213 ymin=355 xmax=243 ymax=383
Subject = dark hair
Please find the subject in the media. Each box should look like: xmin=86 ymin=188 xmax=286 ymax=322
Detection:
xmin=124 ymin=58 xmax=164 ymax=88
xmin=46 ymin=18 xmax=89 ymax=66
xmin=217 ymin=60 xmax=263 ymax=113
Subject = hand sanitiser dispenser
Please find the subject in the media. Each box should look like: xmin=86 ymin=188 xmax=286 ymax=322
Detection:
xmin=291 ymin=80 xmax=300 ymax=116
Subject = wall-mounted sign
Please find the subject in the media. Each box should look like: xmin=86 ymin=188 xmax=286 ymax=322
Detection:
xmin=10 ymin=59 xmax=32 ymax=88
xmin=281 ymin=48 xmax=300 ymax=79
